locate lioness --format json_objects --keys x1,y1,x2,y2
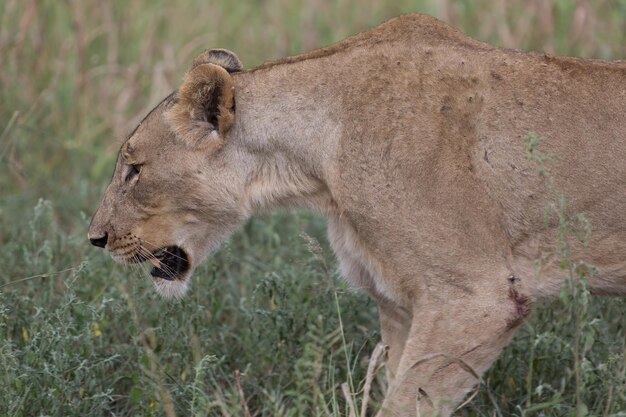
[{"x1": 89, "y1": 13, "x2": 626, "y2": 416}]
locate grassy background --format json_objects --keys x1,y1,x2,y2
[{"x1": 1, "y1": 0, "x2": 625, "y2": 415}]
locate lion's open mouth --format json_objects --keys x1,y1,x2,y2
[{"x1": 148, "y1": 246, "x2": 190, "y2": 281}]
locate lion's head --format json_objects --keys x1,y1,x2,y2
[{"x1": 88, "y1": 49, "x2": 246, "y2": 298}]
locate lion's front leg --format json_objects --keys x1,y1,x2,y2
[
  {"x1": 378, "y1": 299, "x2": 412, "y2": 385},
  {"x1": 377, "y1": 277, "x2": 532, "y2": 417},
  {"x1": 328, "y1": 216, "x2": 412, "y2": 384}
]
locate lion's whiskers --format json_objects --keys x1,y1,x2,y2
[
  {"x1": 126, "y1": 259, "x2": 150, "y2": 284},
  {"x1": 136, "y1": 245, "x2": 179, "y2": 280},
  {"x1": 138, "y1": 238, "x2": 189, "y2": 264}
]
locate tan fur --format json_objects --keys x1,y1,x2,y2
[{"x1": 89, "y1": 14, "x2": 626, "y2": 416}]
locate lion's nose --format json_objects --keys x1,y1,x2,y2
[{"x1": 89, "y1": 232, "x2": 108, "y2": 248}]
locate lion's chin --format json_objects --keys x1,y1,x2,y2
[
  {"x1": 146, "y1": 245, "x2": 194, "y2": 299},
  {"x1": 151, "y1": 272, "x2": 192, "y2": 300}
]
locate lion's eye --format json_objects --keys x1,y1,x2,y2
[{"x1": 125, "y1": 164, "x2": 142, "y2": 182}]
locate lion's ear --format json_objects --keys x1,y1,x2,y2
[
  {"x1": 166, "y1": 63, "x2": 235, "y2": 150},
  {"x1": 191, "y1": 49, "x2": 242, "y2": 73}
]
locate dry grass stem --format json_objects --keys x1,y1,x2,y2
[
  {"x1": 360, "y1": 342, "x2": 387, "y2": 417},
  {"x1": 235, "y1": 370, "x2": 253, "y2": 417},
  {"x1": 341, "y1": 382, "x2": 357, "y2": 417}
]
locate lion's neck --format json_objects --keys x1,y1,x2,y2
[{"x1": 230, "y1": 67, "x2": 341, "y2": 215}]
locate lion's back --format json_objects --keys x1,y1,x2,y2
[{"x1": 250, "y1": 13, "x2": 492, "y2": 73}]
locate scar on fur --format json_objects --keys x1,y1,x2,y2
[{"x1": 417, "y1": 388, "x2": 433, "y2": 406}]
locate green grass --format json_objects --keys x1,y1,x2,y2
[{"x1": 1, "y1": 0, "x2": 625, "y2": 415}]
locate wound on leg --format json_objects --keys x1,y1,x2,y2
[{"x1": 506, "y1": 275, "x2": 532, "y2": 329}]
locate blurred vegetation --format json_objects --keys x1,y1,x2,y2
[{"x1": 0, "y1": 0, "x2": 624, "y2": 415}]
